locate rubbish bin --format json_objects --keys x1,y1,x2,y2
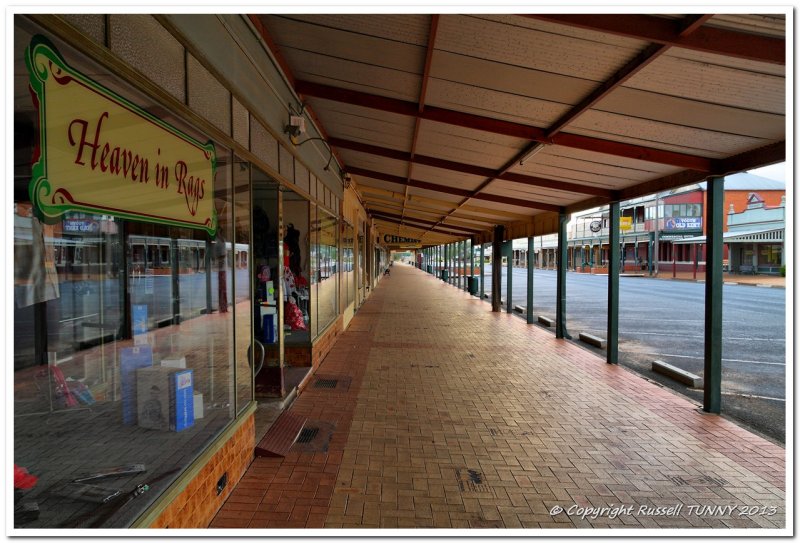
[
  {"x1": 440, "y1": 269, "x2": 449, "y2": 281},
  {"x1": 427, "y1": 265, "x2": 432, "y2": 274},
  {"x1": 467, "y1": 277, "x2": 478, "y2": 296}
]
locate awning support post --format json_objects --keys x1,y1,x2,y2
[{"x1": 704, "y1": 176, "x2": 724, "y2": 414}]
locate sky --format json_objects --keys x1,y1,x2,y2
[{"x1": 748, "y1": 162, "x2": 787, "y2": 182}]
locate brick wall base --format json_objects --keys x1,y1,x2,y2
[{"x1": 147, "y1": 413, "x2": 255, "y2": 528}]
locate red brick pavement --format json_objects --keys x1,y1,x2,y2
[{"x1": 211, "y1": 263, "x2": 786, "y2": 531}]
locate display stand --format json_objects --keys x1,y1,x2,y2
[{"x1": 16, "y1": 352, "x2": 92, "y2": 418}]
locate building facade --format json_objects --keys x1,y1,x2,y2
[{"x1": 13, "y1": 14, "x2": 388, "y2": 528}]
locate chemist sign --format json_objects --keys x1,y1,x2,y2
[
  {"x1": 383, "y1": 234, "x2": 421, "y2": 249},
  {"x1": 26, "y1": 36, "x2": 217, "y2": 235}
]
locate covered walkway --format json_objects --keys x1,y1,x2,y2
[{"x1": 210, "y1": 263, "x2": 784, "y2": 530}]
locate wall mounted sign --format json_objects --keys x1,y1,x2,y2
[
  {"x1": 382, "y1": 234, "x2": 421, "y2": 249},
  {"x1": 620, "y1": 217, "x2": 632, "y2": 231},
  {"x1": 589, "y1": 220, "x2": 602, "y2": 233},
  {"x1": 26, "y1": 35, "x2": 217, "y2": 235},
  {"x1": 665, "y1": 217, "x2": 702, "y2": 230}
]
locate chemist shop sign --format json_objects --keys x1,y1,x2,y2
[
  {"x1": 383, "y1": 234, "x2": 421, "y2": 249},
  {"x1": 26, "y1": 36, "x2": 217, "y2": 235}
]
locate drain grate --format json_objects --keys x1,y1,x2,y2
[
  {"x1": 314, "y1": 378, "x2": 339, "y2": 389},
  {"x1": 670, "y1": 475, "x2": 728, "y2": 487},
  {"x1": 296, "y1": 427, "x2": 319, "y2": 444},
  {"x1": 455, "y1": 468, "x2": 494, "y2": 495}
]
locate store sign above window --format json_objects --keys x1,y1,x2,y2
[
  {"x1": 665, "y1": 217, "x2": 702, "y2": 230},
  {"x1": 383, "y1": 234, "x2": 421, "y2": 248},
  {"x1": 26, "y1": 36, "x2": 217, "y2": 235}
]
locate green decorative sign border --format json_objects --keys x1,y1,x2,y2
[{"x1": 25, "y1": 34, "x2": 218, "y2": 235}]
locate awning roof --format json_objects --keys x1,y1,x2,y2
[
  {"x1": 672, "y1": 226, "x2": 785, "y2": 244},
  {"x1": 250, "y1": 14, "x2": 786, "y2": 246}
]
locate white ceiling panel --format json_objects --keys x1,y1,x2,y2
[
  {"x1": 281, "y1": 14, "x2": 432, "y2": 45},
  {"x1": 263, "y1": 15, "x2": 425, "y2": 74},
  {"x1": 425, "y1": 79, "x2": 570, "y2": 127},
  {"x1": 429, "y1": 50, "x2": 595, "y2": 107},
  {"x1": 484, "y1": 182, "x2": 587, "y2": 206},
  {"x1": 407, "y1": 186, "x2": 466, "y2": 203},
  {"x1": 410, "y1": 164, "x2": 486, "y2": 190},
  {"x1": 415, "y1": 122, "x2": 526, "y2": 169},
  {"x1": 572, "y1": 110, "x2": 772, "y2": 157},
  {"x1": 436, "y1": 15, "x2": 640, "y2": 82},
  {"x1": 624, "y1": 54, "x2": 785, "y2": 114},
  {"x1": 307, "y1": 100, "x2": 415, "y2": 146},
  {"x1": 283, "y1": 48, "x2": 422, "y2": 102}
]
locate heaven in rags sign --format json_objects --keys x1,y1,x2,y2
[{"x1": 26, "y1": 35, "x2": 217, "y2": 235}]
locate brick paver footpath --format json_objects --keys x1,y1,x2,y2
[{"x1": 212, "y1": 263, "x2": 785, "y2": 531}]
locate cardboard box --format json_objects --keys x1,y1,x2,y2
[
  {"x1": 120, "y1": 346, "x2": 153, "y2": 425},
  {"x1": 160, "y1": 356, "x2": 187, "y2": 369},
  {"x1": 136, "y1": 367, "x2": 194, "y2": 431},
  {"x1": 193, "y1": 393, "x2": 204, "y2": 419}
]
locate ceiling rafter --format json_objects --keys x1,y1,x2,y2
[
  {"x1": 401, "y1": 15, "x2": 440, "y2": 223},
  {"x1": 330, "y1": 137, "x2": 612, "y2": 198},
  {"x1": 348, "y1": 166, "x2": 560, "y2": 212},
  {"x1": 296, "y1": 80, "x2": 714, "y2": 172},
  {"x1": 370, "y1": 210, "x2": 482, "y2": 234},
  {"x1": 421, "y1": 13, "x2": 714, "y2": 236},
  {"x1": 373, "y1": 217, "x2": 464, "y2": 238},
  {"x1": 523, "y1": 14, "x2": 785, "y2": 65},
  {"x1": 358, "y1": 185, "x2": 532, "y2": 220},
  {"x1": 369, "y1": 208, "x2": 484, "y2": 233},
  {"x1": 364, "y1": 199, "x2": 499, "y2": 227}
]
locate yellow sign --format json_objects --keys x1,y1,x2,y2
[
  {"x1": 26, "y1": 36, "x2": 217, "y2": 234},
  {"x1": 620, "y1": 217, "x2": 632, "y2": 231}
]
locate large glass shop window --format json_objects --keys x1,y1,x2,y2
[
  {"x1": 342, "y1": 222, "x2": 355, "y2": 308},
  {"x1": 13, "y1": 21, "x2": 250, "y2": 528},
  {"x1": 315, "y1": 209, "x2": 338, "y2": 334}
]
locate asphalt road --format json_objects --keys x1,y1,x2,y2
[{"x1": 469, "y1": 265, "x2": 787, "y2": 442}]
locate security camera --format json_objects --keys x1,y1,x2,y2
[{"x1": 342, "y1": 172, "x2": 352, "y2": 188}]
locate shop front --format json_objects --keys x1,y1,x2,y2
[{"x1": 12, "y1": 14, "x2": 369, "y2": 529}]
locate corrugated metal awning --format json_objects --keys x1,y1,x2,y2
[{"x1": 251, "y1": 13, "x2": 786, "y2": 246}]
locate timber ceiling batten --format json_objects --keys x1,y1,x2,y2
[
  {"x1": 400, "y1": 15, "x2": 439, "y2": 226},
  {"x1": 256, "y1": 14, "x2": 785, "y2": 242}
]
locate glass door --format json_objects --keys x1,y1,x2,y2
[{"x1": 252, "y1": 168, "x2": 284, "y2": 397}]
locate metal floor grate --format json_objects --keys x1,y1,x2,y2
[
  {"x1": 314, "y1": 379, "x2": 338, "y2": 389},
  {"x1": 296, "y1": 427, "x2": 319, "y2": 444}
]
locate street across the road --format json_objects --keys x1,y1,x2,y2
[{"x1": 476, "y1": 266, "x2": 786, "y2": 442}]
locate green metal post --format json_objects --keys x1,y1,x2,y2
[
  {"x1": 607, "y1": 202, "x2": 620, "y2": 364},
  {"x1": 442, "y1": 245, "x2": 450, "y2": 281},
  {"x1": 479, "y1": 243, "x2": 485, "y2": 300},
  {"x1": 491, "y1": 226, "x2": 503, "y2": 312},
  {"x1": 459, "y1": 241, "x2": 464, "y2": 290},
  {"x1": 556, "y1": 210, "x2": 571, "y2": 339},
  {"x1": 704, "y1": 176, "x2": 724, "y2": 414},
  {"x1": 527, "y1": 236, "x2": 534, "y2": 324},
  {"x1": 469, "y1": 238, "x2": 474, "y2": 294},
  {"x1": 506, "y1": 240, "x2": 513, "y2": 313}
]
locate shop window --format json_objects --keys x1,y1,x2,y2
[
  {"x1": 13, "y1": 20, "x2": 243, "y2": 528},
  {"x1": 342, "y1": 223, "x2": 355, "y2": 308},
  {"x1": 315, "y1": 209, "x2": 339, "y2": 334}
]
